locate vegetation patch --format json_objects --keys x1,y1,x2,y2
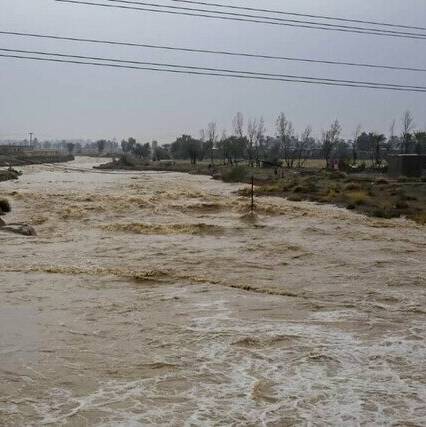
[{"x1": 221, "y1": 166, "x2": 249, "y2": 183}]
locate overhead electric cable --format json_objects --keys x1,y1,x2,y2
[
  {"x1": 2, "y1": 31, "x2": 425, "y2": 73},
  {"x1": 54, "y1": 0, "x2": 426, "y2": 40},
  {"x1": 1, "y1": 48, "x2": 425, "y2": 90},
  {"x1": 167, "y1": 0, "x2": 426, "y2": 32},
  {"x1": 1, "y1": 52, "x2": 425, "y2": 92},
  {"x1": 97, "y1": 0, "x2": 426, "y2": 38}
]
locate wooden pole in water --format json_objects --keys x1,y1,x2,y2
[{"x1": 251, "y1": 176, "x2": 254, "y2": 213}]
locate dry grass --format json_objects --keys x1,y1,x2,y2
[{"x1": 345, "y1": 191, "x2": 369, "y2": 206}]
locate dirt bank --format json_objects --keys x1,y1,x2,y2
[{"x1": 0, "y1": 153, "x2": 74, "y2": 167}]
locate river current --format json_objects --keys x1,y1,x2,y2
[{"x1": 0, "y1": 157, "x2": 425, "y2": 426}]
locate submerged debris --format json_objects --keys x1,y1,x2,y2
[
  {"x1": 0, "y1": 224, "x2": 37, "y2": 236},
  {"x1": 0, "y1": 198, "x2": 36, "y2": 235}
]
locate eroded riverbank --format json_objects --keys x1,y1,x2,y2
[{"x1": 1, "y1": 157, "x2": 425, "y2": 426}]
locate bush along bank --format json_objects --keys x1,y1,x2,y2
[{"x1": 0, "y1": 168, "x2": 22, "y2": 182}]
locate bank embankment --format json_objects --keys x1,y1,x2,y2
[{"x1": 0, "y1": 153, "x2": 74, "y2": 167}]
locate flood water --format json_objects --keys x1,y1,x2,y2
[{"x1": 0, "y1": 157, "x2": 425, "y2": 426}]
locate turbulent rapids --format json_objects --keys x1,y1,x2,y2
[{"x1": 0, "y1": 157, "x2": 425, "y2": 426}]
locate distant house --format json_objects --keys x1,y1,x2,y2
[{"x1": 387, "y1": 154, "x2": 426, "y2": 178}]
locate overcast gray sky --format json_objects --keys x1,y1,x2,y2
[{"x1": 0, "y1": 0, "x2": 425, "y2": 142}]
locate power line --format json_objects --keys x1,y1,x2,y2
[
  {"x1": 167, "y1": 0, "x2": 426, "y2": 32},
  {"x1": 55, "y1": 0, "x2": 426, "y2": 40},
  {"x1": 1, "y1": 47, "x2": 425, "y2": 90},
  {"x1": 98, "y1": 0, "x2": 426, "y2": 38},
  {"x1": 2, "y1": 30, "x2": 425, "y2": 73},
  {"x1": 1, "y1": 51, "x2": 425, "y2": 92}
]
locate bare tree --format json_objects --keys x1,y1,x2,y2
[
  {"x1": 276, "y1": 113, "x2": 295, "y2": 168},
  {"x1": 66, "y1": 142, "x2": 75, "y2": 155},
  {"x1": 352, "y1": 124, "x2": 362, "y2": 165},
  {"x1": 321, "y1": 120, "x2": 342, "y2": 168},
  {"x1": 255, "y1": 117, "x2": 266, "y2": 166},
  {"x1": 295, "y1": 126, "x2": 313, "y2": 168},
  {"x1": 206, "y1": 121, "x2": 217, "y2": 165},
  {"x1": 96, "y1": 139, "x2": 106, "y2": 155},
  {"x1": 232, "y1": 112, "x2": 244, "y2": 139},
  {"x1": 247, "y1": 118, "x2": 258, "y2": 167},
  {"x1": 401, "y1": 110, "x2": 415, "y2": 154}
]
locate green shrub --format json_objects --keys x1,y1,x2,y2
[
  {"x1": 372, "y1": 208, "x2": 398, "y2": 219},
  {"x1": 346, "y1": 191, "x2": 368, "y2": 205},
  {"x1": 344, "y1": 183, "x2": 362, "y2": 191},
  {"x1": 395, "y1": 200, "x2": 409, "y2": 209},
  {"x1": 293, "y1": 185, "x2": 305, "y2": 193},
  {"x1": 221, "y1": 166, "x2": 248, "y2": 183}
]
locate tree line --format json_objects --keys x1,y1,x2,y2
[{"x1": 163, "y1": 110, "x2": 426, "y2": 168}]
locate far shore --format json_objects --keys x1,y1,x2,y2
[{"x1": 96, "y1": 157, "x2": 426, "y2": 225}]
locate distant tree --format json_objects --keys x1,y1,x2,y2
[
  {"x1": 414, "y1": 132, "x2": 426, "y2": 154},
  {"x1": 219, "y1": 136, "x2": 246, "y2": 165},
  {"x1": 121, "y1": 138, "x2": 136, "y2": 154},
  {"x1": 321, "y1": 120, "x2": 342, "y2": 168},
  {"x1": 121, "y1": 139, "x2": 129, "y2": 153},
  {"x1": 171, "y1": 135, "x2": 202, "y2": 164},
  {"x1": 233, "y1": 112, "x2": 248, "y2": 163},
  {"x1": 217, "y1": 131, "x2": 230, "y2": 165},
  {"x1": 133, "y1": 142, "x2": 151, "y2": 159},
  {"x1": 254, "y1": 117, "x2": 266, "y2": 166},
  {"x1": 276, "y1": 113, "x2": 295, "y2": 168},
  {"x1": 335, "y1": 140, "x2": 351, "y2": 163},
  {"x1": 295, "y1": 126, "x2": 314, "y2": 168},
  {"x1": 96, "y1": 139, "x2": 106, "y2": 154},
  {"x1": 371, "y1": 133, "x2": 386, "y2": 166},
  {"x1": 356, "y1": 132, "x2": 385, "y2": 165},
  {"x1": 247, "y1": 118, "x2": 258, "y2": 167},
  {"x1": 66, "y1": 142, "x2": 75, "y2": 155},
  {"x1": 264, "y1": 137, "x2": 281, "y2": 164},
  {"x1": 233, "y1": 112, "x2": 244, "y2": 139},
  {"x1": 401, "y1": 111, "x2": 415, "y2": 154},
  {"x1": 205, "y1": 122, "x2": 218, "y2": 165},
  {"x1": 352, "y1": 125, "x2": 362, "y2": 164},
  {"x1": 154, "y1": 145, "x2": 171, "y2": 160}
]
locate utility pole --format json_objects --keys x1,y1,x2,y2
[{"x1": 251, "y1": 175, "x2": 255, "y2": 213}]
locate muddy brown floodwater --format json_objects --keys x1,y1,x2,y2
[{"x1": 0, "y1": 157, "x2": 425, "y2": 426}]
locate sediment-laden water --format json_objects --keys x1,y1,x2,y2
[{"x1": 0, "y1": 157, "x2": 425, "y2": 426}]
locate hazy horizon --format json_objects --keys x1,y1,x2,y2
[{"x1": 1, "y1": 0, "x2": 425, "y2": 142}]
